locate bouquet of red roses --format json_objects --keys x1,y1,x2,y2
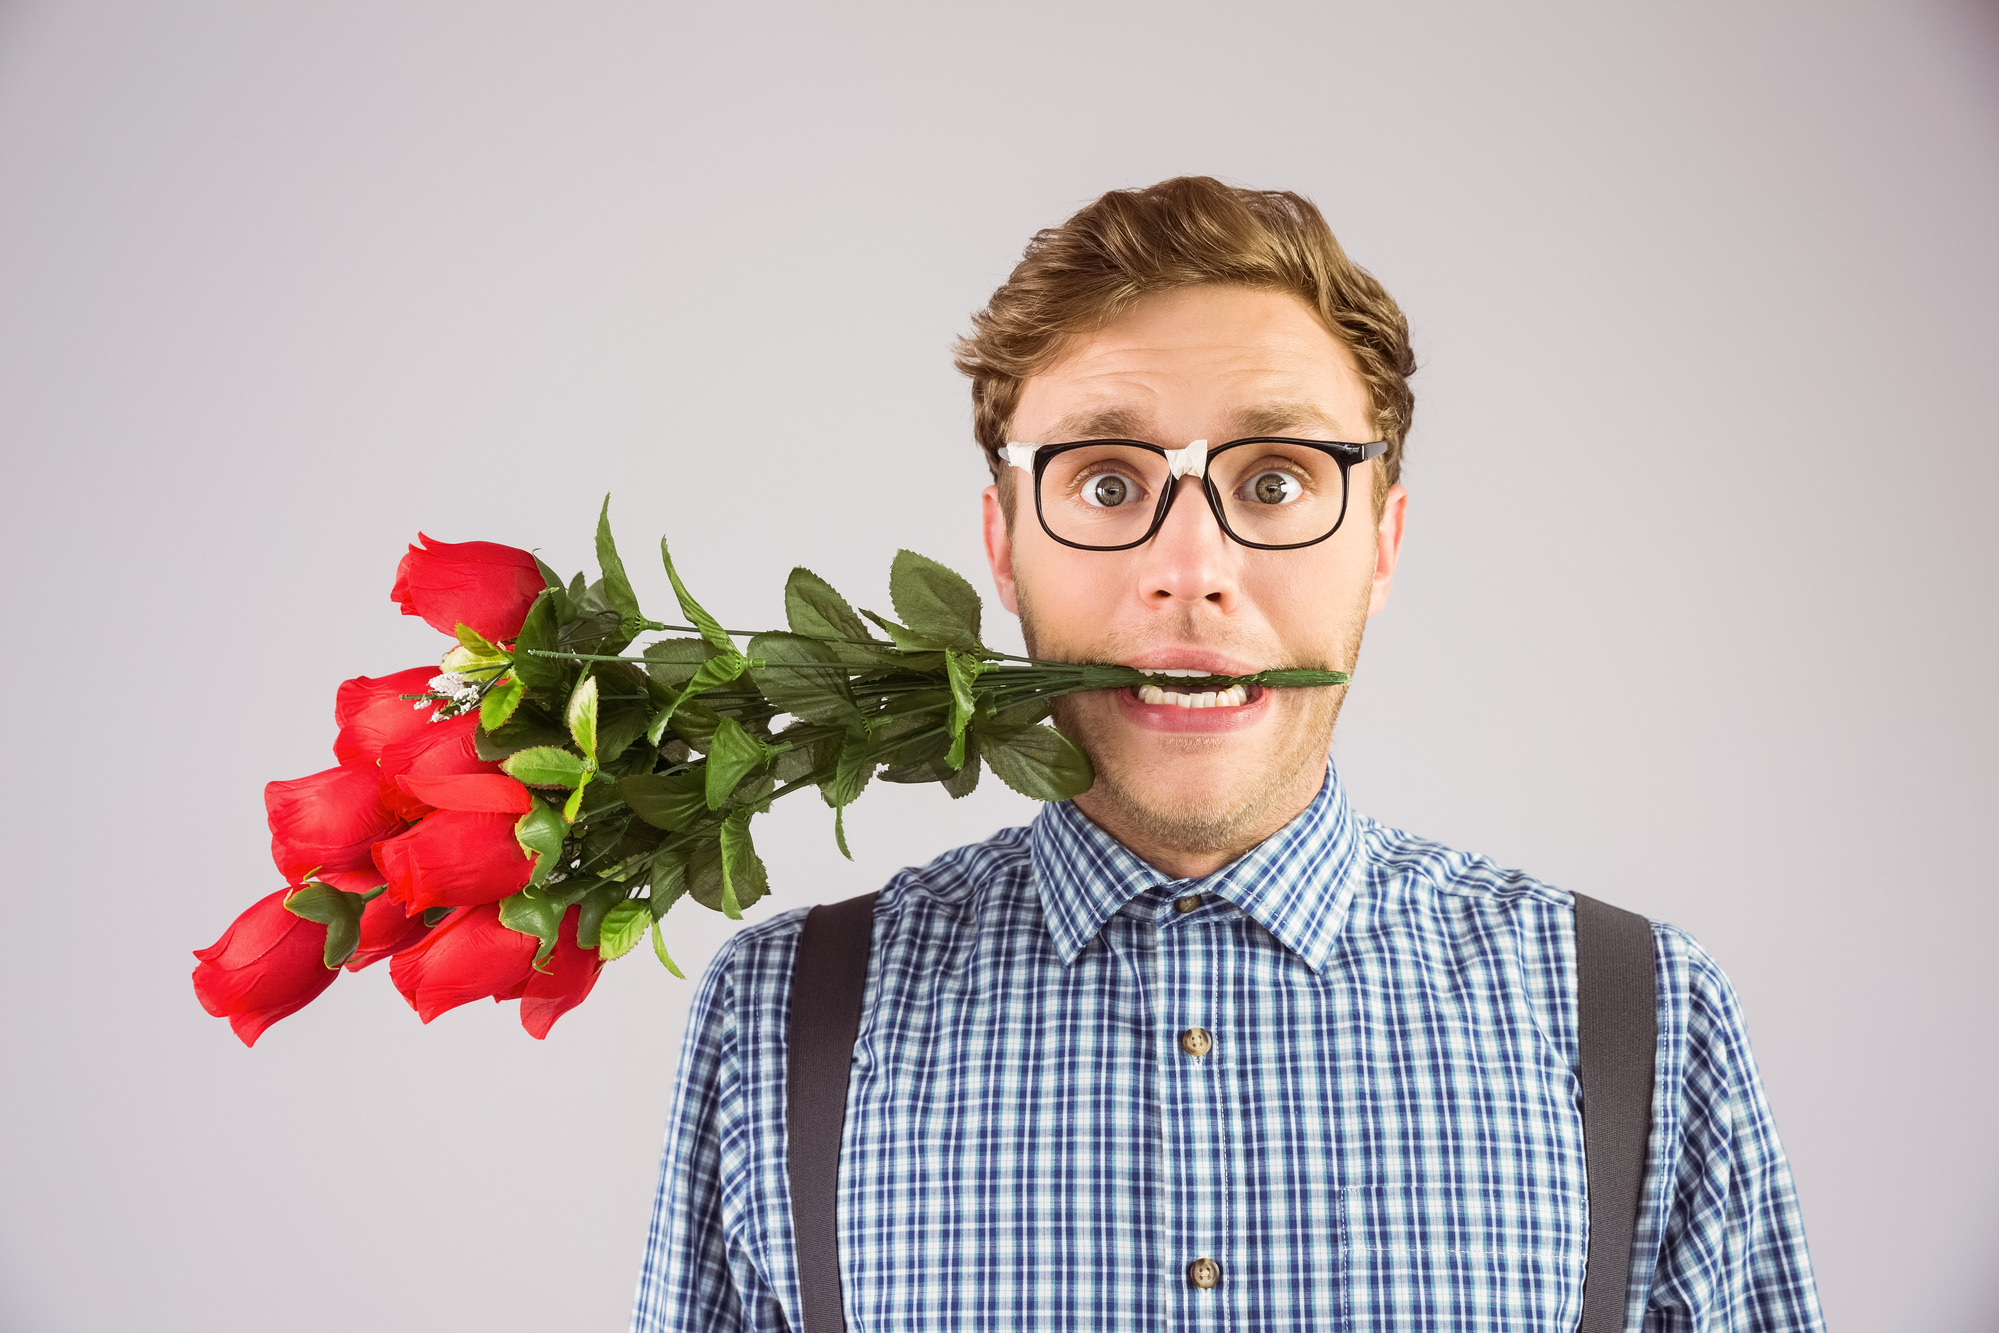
[{"x1": 192, "y1": 501, "x2": 1347, "y2": 1045}]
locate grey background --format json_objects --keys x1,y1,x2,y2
[{"x1": 2, "y1": 1, "x2": 1993, "y2": 1328}]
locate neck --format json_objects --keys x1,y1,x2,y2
[{"x1": 1070, "y1": 757, "x2": 1329, "y2": 881}]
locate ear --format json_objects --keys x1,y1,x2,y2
[
  {"x1": 982, "y1": 484, "x2": 1020, "y2": 615},
  {"x1": 1367, "y1": 483, "x2": 1408, "y2": 618}
]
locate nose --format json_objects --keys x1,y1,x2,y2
[{"x1": 1137, "y1": 475, "x2": 1238, "y2": 609}]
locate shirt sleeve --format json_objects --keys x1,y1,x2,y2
[
  {"x1": 630, "y1": 933, "x2": 781, "y2": 1333},
  {"x1": 1640, "y1": 928, "x2": 1825, "y2": 1332}
]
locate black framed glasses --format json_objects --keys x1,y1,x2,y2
[{"x1": 1014, "y1": 436, "x2": 1388, "y2": 552}]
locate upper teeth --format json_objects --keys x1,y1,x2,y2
[
  {"x1": 1147, "y1": 668, "x2": 1212, "y2": 678},
  {"x1": 1137, "y1": 684, "x2": 1250, "y2": 709}
]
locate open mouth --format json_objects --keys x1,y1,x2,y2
[{"x1": 1129, "y1": 668, "x2": 1263, "y2": 710}]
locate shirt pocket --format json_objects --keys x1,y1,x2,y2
[{"x1": 1341, "y1": 1184, "x2": 1582, "y2": 1332}]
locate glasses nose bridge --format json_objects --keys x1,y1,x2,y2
[{"x1": 1147, "y1": 467, "x2": 1230, "y2": 550}]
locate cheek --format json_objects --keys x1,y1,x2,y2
[
  {"x1": 1244, "y1": 547, "x2": 1369, "y2": 643},
  {"x1": 1014, "y1": 542, "x2": 1131, "y2": 651}
]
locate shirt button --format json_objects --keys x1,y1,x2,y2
[
  {"x1": 1187, "y1": 1257, "x2": 1221, "y2": 1289},
  {"x1": 1173, "y1": 894, "x2": 1202, "y2": 914},
  {"x1": 1179, "y1": 1027, "x2": 1213, "y2": 1058}
]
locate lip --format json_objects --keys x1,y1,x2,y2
[
  {"x1": 1111, "y1": 647, "x2": 1272, "y2": 734},
  {"x1": 1119, "y1": 649, "x2": 1263, "y2": 678}
]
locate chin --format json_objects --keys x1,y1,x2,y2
[{"x1": 1055, "y1": 687, "x2": 1337, "y2": 850}]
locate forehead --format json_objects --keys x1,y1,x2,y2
[{"x1": 1013, "y1": 285, "x2": 1373, "y2": 442}]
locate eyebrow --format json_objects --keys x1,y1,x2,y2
[
  {"x1": 1225, "y1": 401, "x2": 1357, "y2": 440},
  {"x1": 1044, "y1": 405, "x2": 1151, "y2": 443},
  {"x1": 1039, "y1": 400, "x2": 1360, "y2": 445}
]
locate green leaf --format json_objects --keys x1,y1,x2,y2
[
  {"x1": 532, "y1": 554, "x2": 564, "y2": 594},
  {"x1": 422, "y1": 905, "x2": 456, "y2": 928},
  {"x1": 513, "y1": 800, "x2": 567, "y2": 883},
  {"x1": 704, "y1": 717, "x2": 771, "y2": 809},
  {"x1": 566, "y1": 673, "x2": 600, "y2": 761},
  {"x1": 833, "y1": 805, "x2": 852, "y2": 860},
  {"x1": 944, "y1": 650, "x2": 984, "y2": 762},
  {"x1": 649, "y1": 847, "x2": 689, "y2": 917},
  {"x1": 597, "y1": 900, "x2": 651, "y2": 961},
  {"x1": 475, "y1": 706, "x2": 570, "y2": 760},
  {"x1": 596, "y1": 700, "x2": 652, "y2": 764},
  {"x1": 660, "y1": 538, "x2": 735, "y2": 653},
  {"x1": 620, "y1": 770, "x2": 711, "y2": 832},
  {"x1": 819, "y1": 728, "x2": 873, "y2": 809},
  {"x1": 641, "y1": 637, "x2": 722, "y2": 688},
  {"x1": 684, "y1": 834, "x2": 728, "y2": 913},
  {"x1": 981, "y1": 722, "x2": 1095, "y2": 801},
  {"x1": 502, "y1": 746, "x2": 589, "y2": 789},
  {"x1": 647, "y1": 651, "x2": 753, "y2": 745},
  {"x1": 665, "y1": 698, "x2": 724, "y2": 751},
  {"x1": 454, "y1": 622, "x2": 506, "y2": 657},
  {"x1": 595, "y1": 495, "x2": 644, "y2": 625},
  {"x1": 512, "y1": 590, "x2": 567, "y2": 688},
  {"x1": 650, "y1": 918, "x2": 685, "y2": 978},
  {"x1": 784, "y1": 566, "x2": 874, "y2": 644},
  {"x1": 561, "y1": 779, "x2": 589, "y2": 823},
  {"x1": 942, "y1": 743, "x2": 982, "y2": 798},
  {"x1": 498, "y1": 886, "x2": 587, "y2": 968},
  {"x1": 283, "y1": 882, "x2": 375, "y2": 969},
  {"x1": 717, "y1": 810, "x2": 768, "y2": 918},
  {"x1": 889, "y1": 548, "x2": 984, "y2": 651},
  {"x1": 859, "y1": 608, "x2": 945, "y2": 653},
  {"x1": 747, "y1": 633, "x2": 860, "y2": 726},
  {"x1": 514, "y1": 800, "x2": 568, "y2": 857},
  {"x1": 480, "y1": 671, "x2": 526, "y2": 730},
  {"x1": 574, "y1": 880, "x2": 627, "y2": 950}
]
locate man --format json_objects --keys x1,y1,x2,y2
[{"x1": 631, "y1": 177, "x2": 1822, "y2": 1331}]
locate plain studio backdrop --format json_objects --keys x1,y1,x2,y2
[{"x1": 2, "y1": 2, "x2": 1995, "y2": 1329}]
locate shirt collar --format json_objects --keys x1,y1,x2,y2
[{"x1": 1028, "y1": 761, "x2": 1364, "y2": 974}]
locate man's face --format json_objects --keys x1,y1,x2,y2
[{"x1": 982, "y1": 284, "x2": 1407, "y2": 862}]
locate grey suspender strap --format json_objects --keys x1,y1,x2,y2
[
  {"x1": 1572, "y1": 890, "x2": 1659, "y2": 1333},
  {"x1": 786, "y1": 891, "x2": 878, "y2": 1333},
  {"x1": 785, "y1": 887, "x2": 1656, "y2": 1333}
]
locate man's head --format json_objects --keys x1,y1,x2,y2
[{"x1": 959, "y1": 178, "x2": 1415, "y2": 874}]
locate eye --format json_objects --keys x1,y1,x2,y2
[
  {"x1": 1245, "y1": 470, "x2": 1302, "y2": 505},
  {"x1": 1082, "y1": 473, "x2": 1135, "y2": 508}
]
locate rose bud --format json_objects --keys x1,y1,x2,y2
[
  {"x1": 267, "y1": 763, "x2": 405, "y2": 892},
  {"x1": 519, "y1": 906, "x2": 604, "y2": 1039},
  {"x1": 390, "y1": 533, "x2": 547, "y2": 644},
  {"x1": 376, "y1": 714, "x2": 493, "y2": 821},
  {"x1": 371, "y1": 809, "x2": 535, "y2": 914},
  {"x1": 191, "y1": 888, "x2": 340, "y2": 1046},
  {"x1": 333, "y1": 667, "x2": 440, "y2": 766},
  {"x1": 390, "y1": 902, "x2": 537, "y2": 1023},
  {"x1": 343, "y1": 894, "x2": 432, "y2": 972}
]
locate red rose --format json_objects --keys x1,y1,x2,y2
[
  {"x1": 390, "y1": 902, "x2": 537, "y2": 1023},
  {"x1": 371, "y1": 809, "x2": 534, "y2": 914},
  {"x1": 376, "y1": 714, "x2": 492, "y2": 821},
  {"x1": 192, "y1": 889, "x2": 340, "y2": 1046},
  {"x1": 267, "y1": 763, "x2": 406, "y2": 892},
  {"x1": 519, "y1": 906, "x2": 604, "y2": 1039},
  {"x1": 333, "y1": 667, "x2": 438, "y2": 766},
  {"x1": 390, "y1": 533, "x2": 546, "y2": 644},
  {"x1": 343, "y1": 894, "x2": 432, "y2": 972}
]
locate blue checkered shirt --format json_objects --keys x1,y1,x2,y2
[{"x1": 631, "y1": 765, "x2": 1822, "y2": 1331}]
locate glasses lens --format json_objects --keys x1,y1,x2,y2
[
  {"x1": 1209, "y1": 441, "x2": 1350, "y2": 546},
  {"x1": 1036, "y1": 444, "x2": 1171, "y2": 548}
]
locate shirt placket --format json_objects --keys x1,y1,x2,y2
[{"x1": 1155, "y1": 895, "x2": 1234, "y2": 1332}]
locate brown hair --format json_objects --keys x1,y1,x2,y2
[{"x1": 954, "y1": 176, "x2": 1416, "y2": 510}]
